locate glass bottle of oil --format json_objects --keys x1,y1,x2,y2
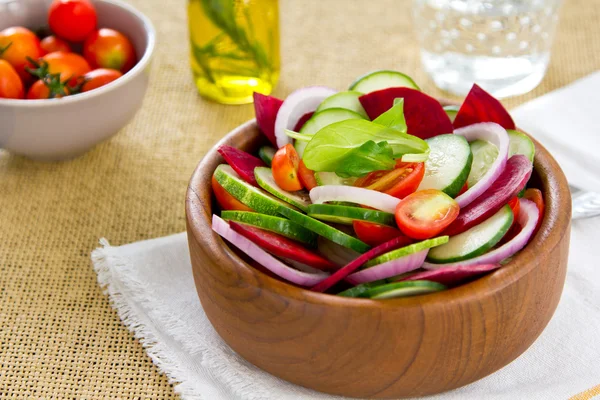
[{"x1": 188, "y1": 0, "x2": 280, "y2": 104}]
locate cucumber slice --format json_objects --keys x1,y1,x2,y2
[
  {"x1": 338, "y1": 280, "x2": 385, "y2": 298},
  {"x1": 214, "y1": 165, "x2": 294, "y2": 216},
  {"x1": 220, "y1": 211, "x2": 317, "y2": 246},
  {"x1": 364, "y1": 236, "x2": 449, "y2": 268},
  {"x1": 314, "y1": 171, "x2": 357, "y2": 186},
  {"x1": 307, "y1": 204, "x2": 396, "y2": 226},
  {"x1": 258, "y1": 146, "x2": 276, "y2": 167},
  {"x1": 254, "y1": 167, "x2": 311, "y2": 212},
  {"x1": 467, "y1": 139, "x2": 499, "y2": 188},
  {"x1": 316, "y1": 91, "x2": 369, "y2": 119},
  {"x1": 295, "y1": 108, "x2": 365, "y2": 157},
  {"x1": 349, "y1": 70, "x2": 420, "y2": 93},
  {"x1": 427, "y1": 205, "x2": 513, "y2": 263},
  {"x1": 417, "y1": 134, "x2": 472, "y2": 198},
  {"x1": 508, "y1": 130, "x2": 535, "y2": 162},
  {"x1": 443, "y1": 105, "x2": 460, "y2": 123},
  {"x1": 368, "y1": 280, "x2": 446, "y2": 299},
  {"x1": 278, "y1": 207, "x2": 370, "y2": 253}
]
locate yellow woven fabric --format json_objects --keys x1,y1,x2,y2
[{"x1": 1, "y1": 0, "x2": 599, "y2": 397}]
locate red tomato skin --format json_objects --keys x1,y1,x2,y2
[
  {"x1": 523, "y1": 188, "x2": 544, "y2": 233},
  {"x1": 40, "y1": 35, "x2": 72, "y2": 54},
  {"x1": 395, "y1": 189, "x2": 460, "y2": 240},
  {"x1": 457, "y1": 181, "x2": 468, "y2": 196},
  {"x1": 508, "y1": 197, "x2": 520, "y2": 219},
  {"x1": 27, "y1": 80, "x2": 51, "y2": 99},
  {"x1": 0, "y1": 27, "x2": 43, "y2": 83},
  {"x1": 297, "y1": 160, "x2": 317, "y2": 191},
  {"x1": 355, "y1": 162, "x2": 425, "y2": 199},
  {"x1": 0, "y1": 60, "x2": 24, "y2": 99},
  {"x1": 211, "y1": 175, "x2": 253, "y2": 212},
  {"x1": 271, "y1": 144, "x2": 303, "y2": 192},
  {"x1": 83, "y1": 29, "x2": 136, "y2": 73},
  {"x1": 353, "y1": 220, "x2": 411, "y2": 247},
  {"x1": 81, "y1": 68, "x2": 122, "y2": 92},
  {"x1": 49, "y1": 0, "x2": 97, "y2": 42},
  {"x1": 43, "y1": 51, "x2": 91, "y2": 81}
]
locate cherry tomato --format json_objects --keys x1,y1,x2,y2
[
  {"x1": 81, "y1": 68, "x2": 122, "y2": 92},
  {"x1": 457, "y1": 181, "x2": 468, "y2": 196},
  {"x1": 0, "y1": 60, "x2": 24, "y2": 99},
  {"x1": 395, "y1": 189, "x2": 460, "y2": 240},
  {"x1": 507, "y1": 197, "x2": 520, "y2": 219},
  {"x1": 272, "y1": 144, "x2": 302, "y2": 191},
  {"x1": 43, "y1": 51, "x2": 91, "y2": 81},
  {"x1": 83, "y1": 28, "x2": 136, "y2": 73},
  {"x1": 0, "y1": 27, "x2": 43, "y2": 82},
  {"x1": 26, "y1": 79, "x2": 72, "y2": 100},
  {"x1": 355, "y1": 162, "x2": 425, "y2": 199},
  {"x1": 40, "y1": 35, "x2": 71, "y2": 54},
  {"x1": 211, "y1": 175, "x2": 253, "y2": 212},
  {"x1": 298, "y1": 160, "x2": 317, "y2": 191},
  {"x1": 353, "y1": 220, "x2": 412, "y2": 247},
  {"x1": 523, "y1": 188, "x2": 544, "y2": 233},
  {"x1": 48, "y1": 0, "x2": 97, "y2": 42}
]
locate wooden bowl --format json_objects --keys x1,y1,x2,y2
[{"x1": 186, "y1": 120, "x2": 571, "y2": 398}]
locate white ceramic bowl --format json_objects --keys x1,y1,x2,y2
[{"x1": 0, "y1": 0, "x2": 155, "y2": 161}]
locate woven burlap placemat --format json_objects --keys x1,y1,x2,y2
[{"x1": 1, "y1": 0, "x2": 598, "y2": 398}]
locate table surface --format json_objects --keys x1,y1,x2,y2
[{"x1": 1, "y1": 0, "x2": 599, "y2": 397}]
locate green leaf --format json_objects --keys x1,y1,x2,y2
[
  {"x1": 335, "y1": 141, "x2": 395, "y2": 178},
  {"x1": 302, "y1": 119, "x2": 429, "y2": 172},
  {"x1": 284, "y1": 129, "x2": 312, "y2": 142},
  {"x1": 373, "y1": 99, "x2": 406, "y2": 132}
]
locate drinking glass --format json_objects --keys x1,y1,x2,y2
[
  {"x1": 413, "y1": 0, "x2": 562, "y2": 98},
  {"x1": 188, "y1": 0, "x2": 280, "y2": 104}
]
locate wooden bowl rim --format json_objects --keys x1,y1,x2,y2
[{"x1": 186, "y1": 117, "x2": 571, "y2": 310}]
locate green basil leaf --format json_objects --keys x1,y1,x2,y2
[
  {"x1": 302, "y1": 119, "x2": 428, "y2": 172},
  {"x1": 373, "y1": 98, "x2": 406, "y2": 132},
  {"x1": 285, "y1": 129, "x2": 312, "y2": 142},
  {"x1": 334, "y1": 140, "x2": 395, "y2": 178}
]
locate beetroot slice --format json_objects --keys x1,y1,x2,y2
[
  {"x1": 444, "y1": 155, "x2": 532, "y2": 236},
  {"x1": 396, "y1": 264, "x2": 500, "y2": 287},
  {"x1": 453, "y1": 84, "x2": 515, "y2": 130},
  {"x1": 359, "y1": 87, "x2": 453, "y2": 139},
  {"x1": 229, "y1": 221, "x2": 337, "y2": 271},
  {"x1": 293, "y1": 112, "x2": 314, "y2": 132},
  {"x1": 310, "y1": 236, "x2": 412, "y2": 293},
  {"x1": 253, "y1": 92, "x2": 284, "y2": 147},
  {"x1": 217, "y1": 145, "x2": 266, "y2": 186}
]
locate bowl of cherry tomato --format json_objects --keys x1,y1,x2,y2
[{"x1": 0, "y1": 0, "x2": 155, "y2": 160}]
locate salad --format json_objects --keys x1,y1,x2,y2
[{"x1": 209, "y1": 70, "x2": 545, "y2": 300}]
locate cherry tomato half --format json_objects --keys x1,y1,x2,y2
[
  {"x1": 298, "y1": 160, "x2": 317, "y2": 191},
  {"x1": 508, "y1": 197, "x2": 520, "y2": 219},
  {"x1": 523, "y1": 188, "x2": 544, "y2": 233},
  {"x1": 457, "y1": 181, "x2": 469, "y2": 196},
  {"x1": 0, "y1": 27, "x2": 42, "y2": 82},
  {"x1": 355, "y1": 161, "x2": 425, "y2": 199},
  {"x1": 272, "y1": 144, "x2": 302, "y2": 191},
  {"x1": 43, "y1": 51, "x2": 91, "y2": 81},
  {"x1": 395, "y1": 189, "x2": 460, "y2": 240},
  {"x1": 353, "y1": 220, "x2": 412, "y2": 247},
  {"x1": 0, "y1": 60, "x2": 24, "y2": 99},
  {"x1": 40, "y1": 35, "x2": 72, "y2": 54},
  {"x1": 83, "y1": 28, "x2": 136, "y2": 73},
  {"x1": 81, "y1": 68, "x2": 122, "y2": 92},
  {"x1": 211, "y1": 175, "x2": 253, "y2": 212},
  {"x1": 49, "y1": 0, "x2": 97, "y2": 42}
]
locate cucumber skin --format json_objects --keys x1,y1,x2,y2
[
  {"x1": 349, "y1": 70, "x2": 421, "y2": 93},
  {"x1": 278, "y1": 207, "x2": 370, "y2": 253},
  {"x1": 307, "y1": 204, "x2": 396, "y2": 226},
  {"x1": 368, "y1": 281, "x2": 446, "y2": 299},
  {"x1": 365, "y1": 236, "x2": 449, "y2": 267},
  {"x1": 220, "y1": 211, "x2": 317, "y2": 246},
  {"x1": 254, "y1": 167, "x2": 311, "y2": 212},
  {"x1": 258, "y1": 146, "x2": 276, "y2": 167},
  {"x1": 427, "y1": 205, "x2": 514, "y2": 264},
  {"x1": 214, "y1": 165, "x2": 291, "y2": 216}
]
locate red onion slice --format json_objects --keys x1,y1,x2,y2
[
  {"x1": 454, "y1": 123, "x2": 509, "y2": 208},
  {"x1": 345, "y1": 249, "x2": 428, "y2": 285},
  {"x1": 274, "y1": 86, "x2": 337, "y2": 148},
  {"x1": 310, "y1": 185, "x2": 400, "y2": 214},
  {"x1": 212, "y1": 215, "x2": 328, "y2": 286},
  {"x1": 423, "y1": 199, "x2": 539, "y2": 270}
]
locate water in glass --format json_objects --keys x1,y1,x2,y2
[{"x1": 413, "y1": 0, "x2": 562, "y2": 98}]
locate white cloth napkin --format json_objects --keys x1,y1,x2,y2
[
  {"x1": 92, "y1": 223, "x2": 600, "y2": 400},
  {"x1": 92, "y1": 74, "x2": 600, "y2": 399},
  {"x1": 511, "y1": 71, "x2": 600, "y2": 192}
]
